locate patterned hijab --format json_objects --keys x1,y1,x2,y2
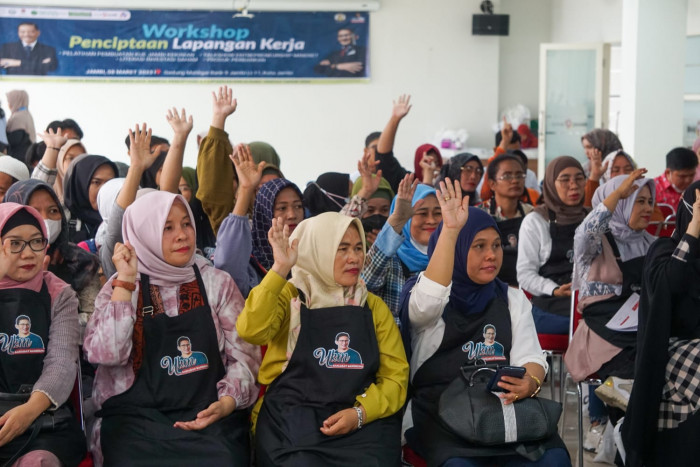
[{"x1": 251, "y1": 178, "x2": 303, "y2": 271}]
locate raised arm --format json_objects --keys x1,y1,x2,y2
[
  {"x1": 377, "y1": 94, "x2": 411, "y2": 154},
  {"x1": 159, "y1": 108, "x2": 194, "y2": 194},
  {"x1": 32, "y1": 128, "x2": 67, "y2": 183},
  {"x1": 340, "y1": 150, "x2": 382, "y2": 219}
]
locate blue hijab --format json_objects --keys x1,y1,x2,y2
[
  {"x1": 393, "y1": 184, "x2": 436, "y2": 273},
  {"x1": 399, "y1": 207, "x2": 508, "y2": 358}
]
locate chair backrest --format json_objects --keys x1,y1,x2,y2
[
  {"x1": 657, "y1": 214, "x2": 676, "y2": 238},
  {"x1": 656, "y1": 203, "x2": 676, "y2": 219}
]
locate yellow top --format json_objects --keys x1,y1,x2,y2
[{"x1": 237, "y1": 270, "x2": 409, "y2": 425}]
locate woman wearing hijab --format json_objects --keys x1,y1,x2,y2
[
  {"x1": 344, "y1": 174, "x2": 395, "y2": 244},
  {"x1": 622, "y1": 181, "x2": 700, "y2": 466},
  {"x1": 413, "y1": 143, "x2": 443, "y2": 186},
  {"x1": 302, "y1": 172, "x2": 351, "y2": 217},
  {"x1": 436, "y1": 153, "x2": 483, "y2": 205},
  {"x1": 565, "y1": 170, "x2": 655, "y2": 398},
  {"x1": 517, "y1": 156, "x2": 588, "y2": 334},
  {"x1": 403, "y1": 179, "x2": 567, "y2": 466},
  {"x1": 598, "y1": 150, "x2": 636, "y2": 185},
  {"x1": 62, "y1": 154, "x2": 118, "y2": 244},
  {"x1": 4, "y1": 179, "x2": 101, "y2": 328},
  {"x1": 580, "y1": 129, "x2": 623, "y2": 175},
  {"x1": 478, "y1": 154, "x2": 534, "y2": 287},
  {"x1": 216, "y1": 144, "x2": 304, "y2": 299},
  {"x1": 362, "y1": 174, "x2": 440, "y2": 320},
  {"x1": 5, "y1": 90, "x2": 35, "y2": 160},
  {"x1": 0, "y1": 203, "x2": 86, "y2": 467},
  {"x1": 238, "y1": 211, "x2": 408, "y2": 466},
  {"x1": 83, "y1": 191, "x2": 260, "y2": 466},
  {"x1": 29, "y1": 129, "x2": 87, "y2": 204}
]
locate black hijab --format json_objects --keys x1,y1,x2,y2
[
  {"x1": 140, "y1": 150, "x2": 167, "y2": 189},
  {"x1": 63, "y1": 154, "x2": 118, "y2": 237},
  {"x1": 437, "y1": 153, "x2": 482, "y2": 206},
  {"x1": 622, "y1": 181, "x2": 700, "y2": 465},
  {"x1": 3, "y1": 179, "x2": 100, "y2": 293},
  {"x1": 302, "y1": 172, "x2": 350, "y2": 217}
]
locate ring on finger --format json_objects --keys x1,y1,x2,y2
[
  {"x1": 514, "y1": 394, "x2": 519, "y2": 401},
  {"x1": 443, "y1": 196, "x2": 451, "y2": 201}
]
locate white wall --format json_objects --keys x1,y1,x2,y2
[{"x1": 1, "y1": 0, "x2": 501, "y2": 188}]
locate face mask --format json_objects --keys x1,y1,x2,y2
[
  {"x1": 44, "y1": 219, "x2": 62, "y2": 245},
  {"x1": 361, "y1": 214, "x2": 388, "y2": 234}
]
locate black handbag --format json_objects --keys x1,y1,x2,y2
[
  {"x1": 0, "y1": 392, "x2": 74, "y2": 467},
  {"x1": 438, "y1": 363, "x2": 562, "y2": 447}
]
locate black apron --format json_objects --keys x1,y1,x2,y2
[
  {"x1": 256, "y1": 301, "x2": 402, "y2": 467},
  {"x1": 0, "y1": 282, "x2": 86, "y2": 467},
  {"x1": 582, "y1": 232, "x2": 643, "y2": 349},
  {"x1": 531, "y1": 210, "x2": 579, "y2": 317},
  {"x1": 97, "y1": 266, "x2": 249, "y2": 467},
  {"x1": 408, "y1": 297, "x2": 564, "y2": 467},
  {"x1": 491, "y1": 201, "x2": 526, "y2": 287}
]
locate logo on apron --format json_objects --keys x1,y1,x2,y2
[
  {"x1": 313, "y1": 332, "x2": 364, "y2": 369},
  {"x1": 0, "y1": 315, "x2": 45, "y2": 355},
  {"x1": 461, "y1": 324, "x2": 506, "y2": 362},
  {"x1": 160, "y1": 336, "x2": 209, "y2": 376}
]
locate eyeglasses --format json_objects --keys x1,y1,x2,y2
[
  {"x1": 555, "y1": 175, "x2": 586, "y2": 185},
  {"x1": 495, "y1": 173, "x2": 526, "y2": 182},
  {"x1": 461, "y1": 165, "x2": 484, "y2": 176},
  {"x1": 6, "y1": 238, "x2": 48, "y2": 254}
]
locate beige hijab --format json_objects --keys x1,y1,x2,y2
[
  {"x1": 284, "y1": 212, "x2": 369, "y2": 367},
  {"x1": 5, "y1": 90, "x2": 36, "y2": 143},
  {"x1": 54, "y1": 139, "x2": 87, "y2": 202}
]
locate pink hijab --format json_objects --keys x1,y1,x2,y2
[
  {"x1": 0, "y1": 203, "x2": 68, "y2": 299},
  {"x1": 121, "y1": 191, "x2": 207, "y2": 287}
]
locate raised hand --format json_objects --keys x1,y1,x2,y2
[
  {"x1": 212, "y1": 86, "x2": 238, "y2": 119},
  {"x1": 499, "y1": 116, "x2": 513, "y2": 149},
  {"x1": 589, "y1": 148, "x2": 608, "y2": 182},
  {"x1": 40, "y1": 127, "x2": 68, "y2": 149},
  {"x1": 356, "y1": 151, "x2": 382, "y2": 200},
  {"x1": 392, "y1": 94, "x2": 412, "y2": 120},
  {"x1": 166, "y1": 107, "x2": 193, "y2": 136},
  {"x1": 230, "y1": 143, "x2": 265, "y2": 191},
  {"x1": 392, "y1": 173, "x2": 418, "y2": 224},
  {"x1": 269, "y1": 218, "x2": 299, "y2": 277},
  {"x1": 614, "y1": 168, "x2": 648, "y2": 199},
  {"x1": 128, "y1": 123, "x2": 159, "y2": 171},
  {"x1": 436, "y1": 177, "x2": 470, "y2": 231},
  {"x1": 113, "y1": 242, "x2": 138, "y2": 282}
]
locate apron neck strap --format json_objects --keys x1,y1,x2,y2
[{"x1": 139, "y1": 265, "x2": 208, "y2": 317}]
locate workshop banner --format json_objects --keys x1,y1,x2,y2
[{"x1": 0, "y1": 6, "x2": 370, "y2": 80}]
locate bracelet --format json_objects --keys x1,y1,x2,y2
[
  {"x1": 527, "y1": 374, "x2": 542, "y2": 398},
  {"x1": 354, "y1": 406, "x2": 363, "y2": 429},
  {"x1": 112, "y1": 279, "x2": 136, "y2": 292},
  {"x1": 48, "y1": 146, "x2": 61, "y2": 151}
]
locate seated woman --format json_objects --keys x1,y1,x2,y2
[
  {"x1": 404, "y1": 179, "x2": 568, "y2": 466},
  {"x1": 437, "y1": 153, "x2": 483, "y2": 205},
  {"x1": 517, "y1": 156, "x2": 588, "y2": 335},
  {"x1": 215, "y1": 144, "x2": 304, "y2": 298},
  {"x1": 565, "y1": 170, "x2": 654, "y2": 389},
  {"x1": 63, "y1": 155, "x2": 118, "y2": 245},
  {"x1": 478, "y1": 154, "x2": 534, "y2": 287},
  {"x1": 598, "y1": 150, "x2": 636, "y2": 185},
  {"x1": 580, "y1": 129, "x2": 623, "y2": 206},
  {"x1": 413, "y1": 143, "x2": 443, "y2": 186},
  {"x1": 363, "y1": 174, "x2": 441, "y2": 321},
  {"x1": 4, "y1": 179, "x2": 101, "y2": 328},
  {"x1": 622, "y1": 181, "x2": 700, "y2": 466},
  {"x1": 83, "y1": 191, "x2": 260, "y2": 466},
  {"x1": 237, "y1": 212, "x2": 409, "y2": 466},
  {"x1": 0, "y1": 203, "x2": 86, "y2": 467},
  {"x1": 5, "y1": 90, "x2": 35, "y2": 161},
  {"x1": 302, "y1": 172, "x2": 351, "y2": 217}
]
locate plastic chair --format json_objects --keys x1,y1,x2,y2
[{"x1": 561, "y1": 290, "x2": 602, "y2": 467}]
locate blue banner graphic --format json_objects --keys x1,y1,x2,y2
[{"x1": 0, "y1": 6, "x2": 370, "y2": 80}]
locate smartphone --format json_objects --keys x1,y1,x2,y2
[{"x1": 486, "y1": 366, "x2": 526, "y2": 392}]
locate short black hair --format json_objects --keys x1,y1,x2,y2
[
  {"x1": 365, "y1": 132, "x2": 381, "y2": 148},
  {"x1": 46, "y1": 119, "x2": 84, "y2": 140},
  {"x1": 25, "y1": 141, "x2": 46, "y2": 169},
  {"x1": 15, "y1": 315, "x2": 30, "y2": 325},
  {"x1": 18, "y1": 22, "x2": 38, "y2": 30},
  {"x1": 335, "y1": 332, "x2": 350, "y2": 341},
  {"x1": 177, "y1": 336, "x2": 191, "y2": 347},
  {"x1": 483, "y1": 324, "x2": 495, "y2": 334},
  {"x1": 486, "y1": 154, "x2": 525, "y2": 182},
  {"x1": 495, "y1": 129, "x2": 521, "y2": 146},
  {"x1": 666, "y1": 147, "x2": 698, "y2": 171},
  {"x1": 124, "y1": 134, "x2": 170, "y2": 150}
]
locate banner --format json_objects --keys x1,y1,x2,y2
[{"x1": 0, "y1": 6, "x2": 370, "y2": 81}]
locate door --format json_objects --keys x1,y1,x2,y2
[{"x1": 538, "y1": 43, "x2": 611, "y2": 176}]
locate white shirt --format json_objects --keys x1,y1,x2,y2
[
  {"x1": 516, "y1": 211, "x2": 560, "y2": 296},
  {"x1": 407, "y1": 272, "x2": 547, "y2": 380}
]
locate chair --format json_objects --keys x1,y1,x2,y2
[
  {"x1": 648, "y1": 203, "x2": 676, "y2": 237},
  {"x1": 561, "y1": 290, "x2": 602, "y2": 467}
]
